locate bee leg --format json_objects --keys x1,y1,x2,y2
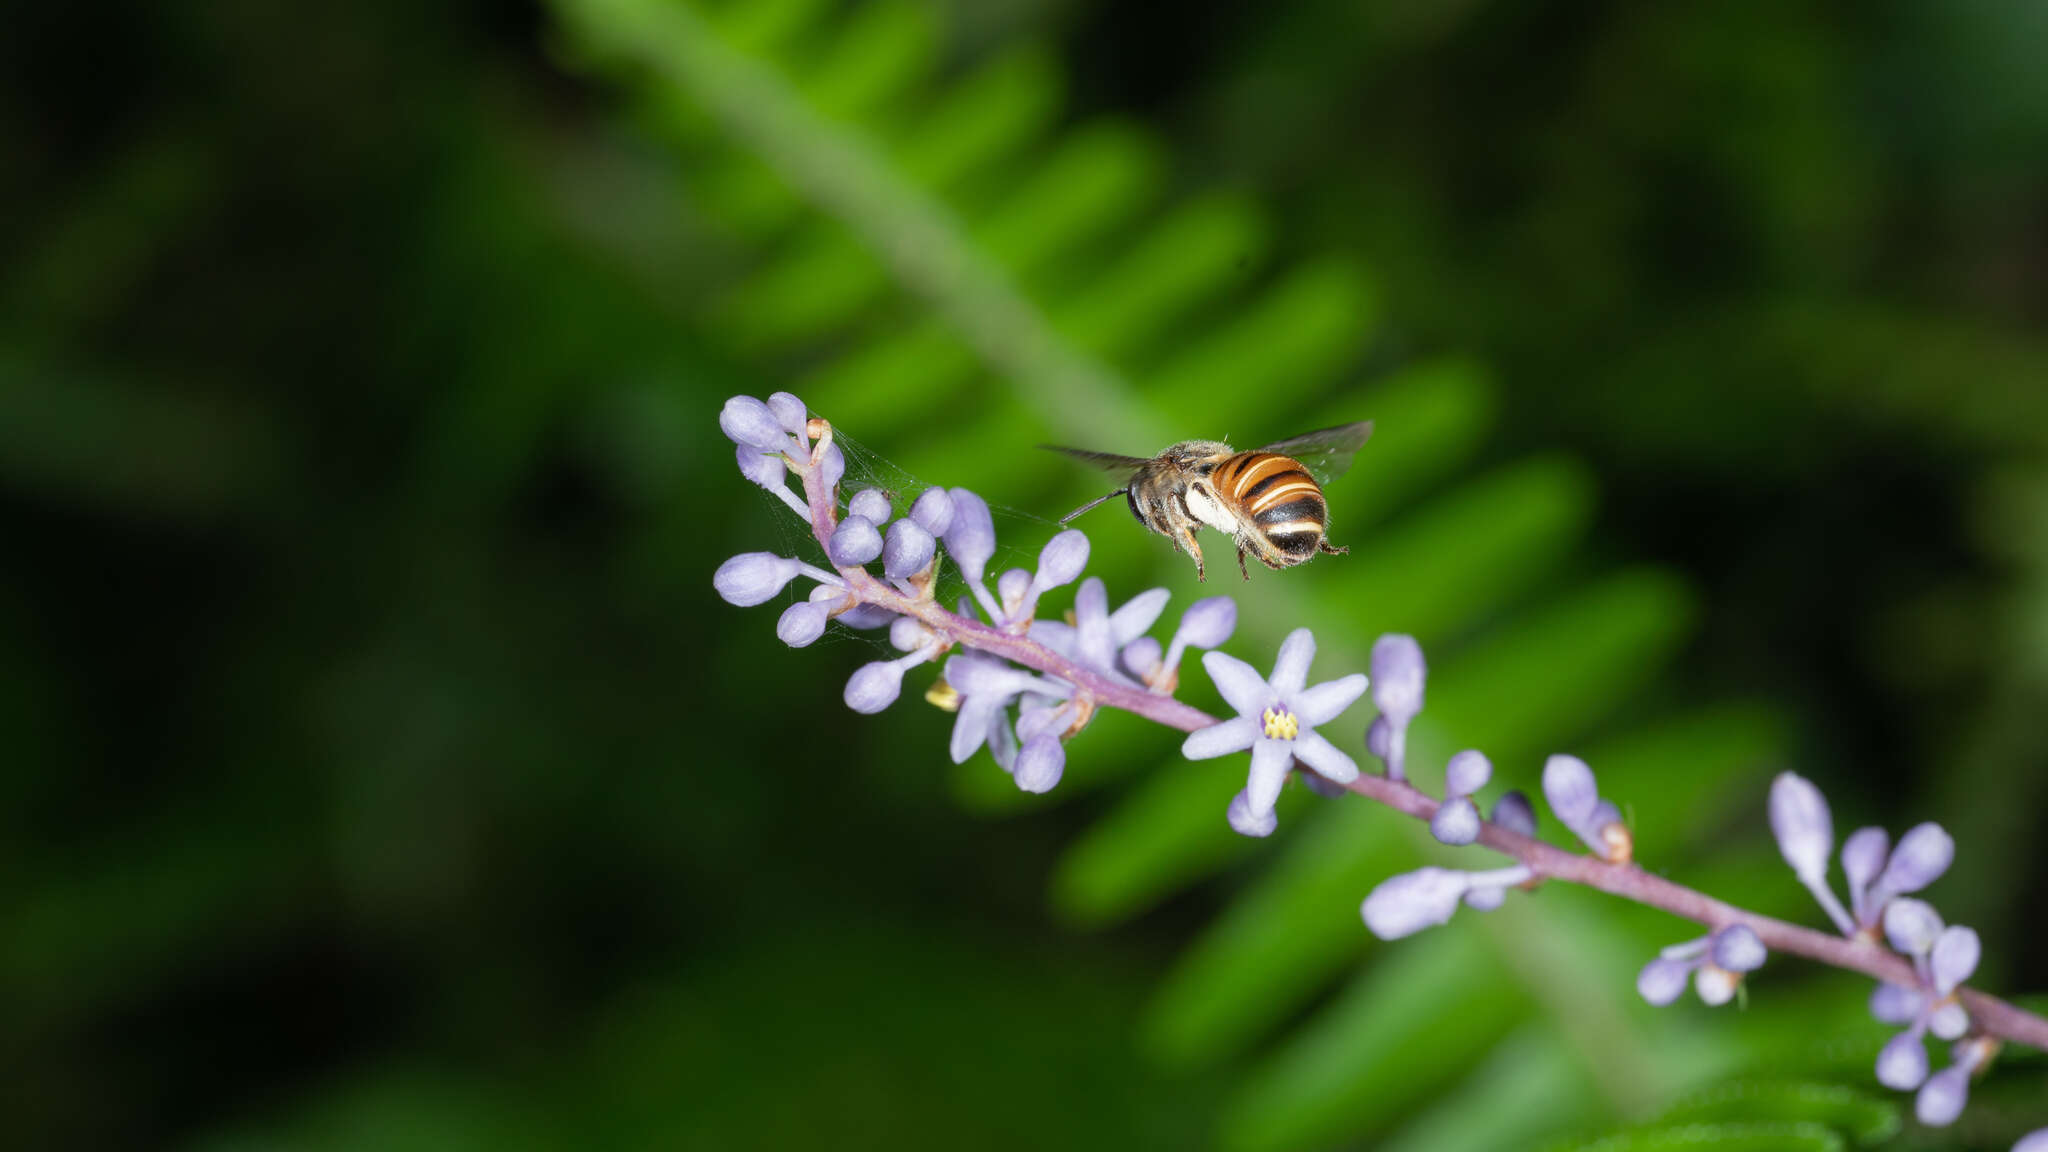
[
  {"x1": 1182, "y1": 528, "x2": 1207, "y2": 582},
  {"x1": 1236, "y1": 544, "x2": 1253, "y2": 581},
  {"x1": 1318, "y1": 539, "x2": 1349, "y2": 557}
]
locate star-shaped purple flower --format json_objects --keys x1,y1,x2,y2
[{"x1": 1181, "y1": 628, "x2": 1368, "y2": 837}]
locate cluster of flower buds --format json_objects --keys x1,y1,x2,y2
[
  {"x1": 1352, "y1": 648, "x2": 1791, "y2": 1023},
  {"x1": 1636, "y1": 924, "x2": 1767, "y2": 1007},
  {"x1": 714, "y1": 392, "x2": 1239, "y2": 801},
  {"x1": 1767, "y1": 772, "x2": 1992, "y2": 1125}
]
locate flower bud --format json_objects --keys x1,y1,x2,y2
[
  {"x1": 776, "y1": 601, "x2": 829, "y2": 647},
  {"x1": 1768, "y1": 772, "x2": 1833, "y2": 884},
  {"x1": 1694, "y1": 965, "x2": 1740, "y2": 1006},
  {"x1": 1365, "y1": 716, "x2": 1392, "y2": 761},
  {"x1": 844, "y1": 660, "x2": 907, "y2": 714},
  {"x1": 1361, "y1": 868, "x2": 1468, "y2": 940},
  {"x1": 942, "y1": 488, "x2": 996, "y2": 584},
  {"x1": 1121, "y1": 636, "x2": 1163, "y2": 679},
  {"x1": 1930, "y1": 925, "x2": 1979, "y2": 994},
  {"x1": 1914, "y1": 1065, "x2": 1969, "y2": 1126},
  {"x1": 883, "y1": 519, "x2": 936, "y2": 579},
  {"x1": 1175, "y1": 596, "x2": 1237, "y2": 650},
  {"x1": 848, "y1": 487, "x2": 893, "y2": 524},
  {"x1": 829, "y1": 515, "x2": 883, "y2": 566},
  {"x1": 909, "y1": 487, "x2": 954, "y2": 536},
  {"x1": 1034, "y1": 529, "x2": 1090, "y2": 591},
  {"x1": 1711, "y1": 925, "x2": 1766, "y2": 972},
  {"x1": 1883, "y1": 898, "x2": 1943, "y2": 956},
  {"x1": 736, "y1": 443, "x2": 785, "y2": 490},
  {"x1": 997, "y1": 568, "x2": 1032, "y2": 613},
  {"x1": 1636, "y1": 956, "x2": 1692, "y2": 1005},
  {"x1": 719, "y1": 395, "x2": 789, "y2": 450},
  {"x1": 1014, "y1": 733, "x2": 1065, "y2": 794},
  {"x1": 1543, "y1": 755, "x2": 1599, "y2": 826},
  {"x1": 766, "y1": 391, "x2": 809, "y2": 435},
  {"x1": 714, "y1": 552, "x2": 801, "y2": 606},
  {"x1": 1876, "y1": 822, "x2": 1954, "y2": 898},
  {"x1": 1491, "y1": 790, "x2": 1537, "y2": 838},
  {"x1": 1444, "y1": 750, "x2": 1492, "y2": 798},
  {"x1": 1841, "y1": 826, "x2": 1888, "y2": 893},
  {"x1": 1875, "y1": 1031, "x2": 1929, "y2": 1090},
  {"x1": 1369, "y1": 634, "x2": 1426, "y2": 724},
  {"x1": 1430, "y1": 798, "x2": 1481, "y2": 846}
]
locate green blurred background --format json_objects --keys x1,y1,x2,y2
[{"x1": 5, "y1": 0, "x2": 2048, "y2": 1148}]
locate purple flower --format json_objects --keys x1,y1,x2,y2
[
  {"x1": 2013, "y1": 1128, "x2": 2048, "y2": 1152},
  {"x1": 1368, "y1": 634, "x2": 1425, "y2": 780},
  {"x1": 1031, "y1": 578, "x2": 1170, "y2": 680},
  {"x1": 943, "y1": 652, "x2": 1074, "y2": 786},
  {"x1": 1430, "y1": 750, "x2": 1492, "y2": 846},
  {"x1": 1182, "y1": 628, "x2": 1368, "y2": 837},
  {"x1": 1542, "y1": 755, "x2": 1631, "y2": 862},
  {"x1": 1361, "y1": 864, "x2": 1532, "y2": 939}
]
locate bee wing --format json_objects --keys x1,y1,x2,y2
[
  {"x1": 1257, "y1": 420, "x2": 1374, "y2": 484},
  {"x1": 1040, "y1": 445, "x2": 1154, "y2": 474}
]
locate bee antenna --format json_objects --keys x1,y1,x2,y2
[{"x1": 1059, "y1": 489, "x2": 1128, "y2": 525}]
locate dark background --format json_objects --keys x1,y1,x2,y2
[{"x1": 5, "y1": 0, "x2": 2047, "y2": 1148}]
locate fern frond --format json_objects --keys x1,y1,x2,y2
[{"x1": 551, "y1": 1, "x2": 1806, "y2": 1145}]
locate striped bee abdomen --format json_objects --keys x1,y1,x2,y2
[{"x1": 1216, "y1": 452, "x2": 1329, "y2": 560}]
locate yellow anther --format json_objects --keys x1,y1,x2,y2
[{"x1": 1261, "y1": 707, "x2": 1299, "y2": 741}]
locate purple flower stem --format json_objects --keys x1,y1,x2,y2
[{"x1": 792, "y1": 421, "x2": 2048, "y2": 1056}]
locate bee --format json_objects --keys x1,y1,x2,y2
[{"x1": 1044, "y1": 420, "x2": 1374, "y2": 581}]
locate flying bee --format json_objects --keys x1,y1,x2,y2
[{"x1": 1044, "y1": 420, "x2": 1374, "y2": 581}]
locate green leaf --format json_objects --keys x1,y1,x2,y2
[
  {"x1": 1539, "y1": 1123, "x2": 1846, "y2": 1152},
  {"x1": 1658, "y1": 1081, "x2": 1899, "y2": 1147},
  {"x1": 893, "y1": 44, "x2": 1063, "y2": 192},
  {"x1": 1218, "y1": 927, "x2": 1529, "y2": 1152},
  {"x1": 1143, "y1": 259, "x2": 1378, "y2": 420}
]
